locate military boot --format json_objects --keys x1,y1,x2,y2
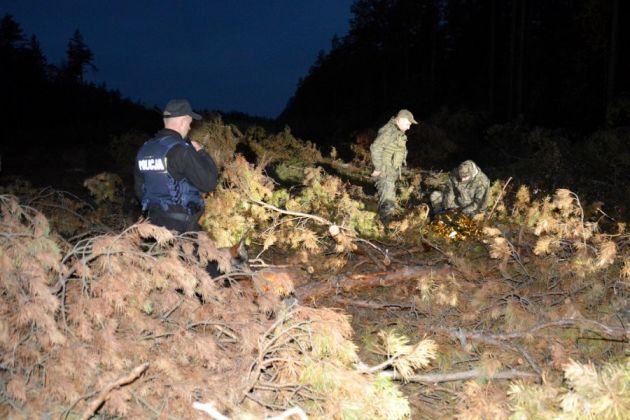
[{"x1": 378, "y1": 200, "x2": 395, "y2": 229}]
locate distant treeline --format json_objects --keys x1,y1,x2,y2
[
  {"x1": 0, "y1": 13, "x2": 159, "y2": 176},
  {"x1": 280, "y1": 0, "x2": 629, "y2": 144}
]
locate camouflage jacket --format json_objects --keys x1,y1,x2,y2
[
  {"x1": 443, "y1": 161, "x2": 490, "y2": 214},
  {"x1": 370, "y1": 118, "x2": 408, "y2": 174}
]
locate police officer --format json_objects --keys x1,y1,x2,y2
[
  {"x1": 134, "y1": 99, "x2": 218, "y2": 233},
  {"x1": 370, "y1": 109, "x2": 418, "y2": 227},
  {"x1": 429, "y1": 160, "x2": 490, "y2": 216}
]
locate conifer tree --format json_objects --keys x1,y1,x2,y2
[
  {"x1": 63, "y1": 29, "x2": 96, "y2": 83},
  {"x1": 0, "y1": 13, "x2": 25, "y2": 50}
]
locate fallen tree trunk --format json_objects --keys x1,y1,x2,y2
[
  {"x1": 430, "y1": 319, "x2": 629, "y2": 343},
  {"x1": 296, "y1": 265, "x2": 455, "y2": 302},
  {"x1": 332, "y1": 297, "x2": 420, "y2": 311},
  {"x1": 380, "y1": 368, "x2": 538, "y2": 383}
]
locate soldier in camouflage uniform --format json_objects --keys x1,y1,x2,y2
[
  {"x1": 370, "y1": 109, "x2": 418, "y2": 226},
  {"x1": 429, "y1": 160, "x2": 490, "y2": 216}
]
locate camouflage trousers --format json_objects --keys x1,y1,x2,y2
[{"x1": 375, "y1": 172, "x2": 398, "y2": 206}]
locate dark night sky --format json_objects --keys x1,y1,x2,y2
[{"x1": 1, "y1": 0, "x2": 354, "y2": 118}]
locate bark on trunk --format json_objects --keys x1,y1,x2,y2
[{"x1": 296, "y1": 265, "x2": 455, "y2": 302}]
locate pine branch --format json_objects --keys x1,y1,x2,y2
[
  {"x1": 486, "y1": 177, "x2": 512, "y2": 221},
  {"x1": 296, "y1": 265, "x2": 455, "y2": 302},
  {"x1": 432, "y1": 319, "x2": 629, "y2": 343},
  {"x1": 79, "y1": 363, "x2": 149, "y2": 420},
  {"x1": 380, "y1": 368, "x2": 538, "y2": 383},
  {"x1": 332, "y1": 297, "x2": 418, "y2": 311},
  {"x1": 249, "y1": 198, "x2": 389, "y2": 260},
  {"x1": 192, "y1": 401, "x2": 230, "y2": 420},
  {"x1": 358, "y1": 356, "x2": 401, "y2": 374},
  {"x1": 249, "y1": 199, "x2": 330, "y2": 225},
  {"x1": 431, "y1": 319, "x2": 630, "y2": 377}
]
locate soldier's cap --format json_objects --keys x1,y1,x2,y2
[
  {"x1": 458, "y1": 160, "x2": 476, "y2": 179},
  {"x1": 396, "y1": 109, "x2": 418, "y2": 124},
  {"x1": 163, "y1": 99, "x2": 202, "y2": 120}
]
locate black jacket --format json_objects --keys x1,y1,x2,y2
[{"x1": 134, "y1": 128, "x2": 218, "y2": 202}]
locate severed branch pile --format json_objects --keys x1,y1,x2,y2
[
  {"x1": 1, "y1": 121, "x2": 629, "y2": 419},
  {"x1": 0, "y1": 193, "x2": 417, "y2": 418}
]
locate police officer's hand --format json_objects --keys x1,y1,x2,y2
[
  {"x1": 371, "y1": 170, "x2": 382, "y2": 177},
  {"x1": 190, "y1": 140, "x2": 204, "y2": 151}
]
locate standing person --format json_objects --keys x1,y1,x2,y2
[
  {"x1": 429, "y1": 160, "x2": 490, "y2": 216},
  {"x1": 370, "y1": 109, "x2": 418, "y2": 227},
  {"x1": 134, "y1": 99, "x2": 218, "y2": 234}
]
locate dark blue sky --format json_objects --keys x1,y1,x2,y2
[{"x1": 2, "y1": 0, "x2": 354, "y2": 118}]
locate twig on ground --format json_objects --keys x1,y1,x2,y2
[
  {"x1": 514, "y1": 343, "x2": 543, "y2": 375},
  {"x1": 160, "y1": 296, "x2": 185, "y2": 320},
  {"x1": 486, "y1": 177, "x2": 512, "y2": 221},
  {"x1": 249, "y1": 199, "x2": 330, "y2": 225},
  {"x1": 496, "y1": 319, "x2": 629, "y2": 341},
  {"x1": 192, "y1": 401, "x2": 230, "y2": 420},
  {"x1": 570, "y1": 191, "x2": 588, "y2": 250},
  {"x1": 78, "y1": 363, "x2": 149, "y2": 420},
  {"x1": 430, "y1": 318, "x2": 629, "y2": 376},
  {"x1": 420, "y1": 237, "x2": 449, "y2": 259},
  {"x1": 358, "y1": 242, "x2": 387, "y2": 270},
  {"x1": 267, "y1": 406, "x2": 308, "y2": 420},
  {"x1": 380, "y1": 368, "x2": 537, "y2": 383},
  {"x1": 332, "y1": 297, "x2": 418, "y2": 311}
]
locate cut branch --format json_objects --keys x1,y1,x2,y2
[
  {"x1": 296, "y1": 266, "x2": 455, "y2": 302},
  {"x1": 431, "y1": 319, "x2": 628, "y2": 343},
  {"x1": 486, "y1": 176, "x2": 512, "y2": 221},
  {"x1": 379, "y1": 368, "x2": 538, "y2": 383},
  {"x1": 249, "y1": 199, "x2": 330, "y2": 225},
  {"x1": 429, "y1": 326, "x2": 542, "y2": 375},
  {"x1": 332, "y1": 297, "x2": 418, "y2": 311},
  {"x1": 79, "y1": 363, "x2": 149, "y2": 420},
  {"x1": 250, "y1": 198, "x2": 389, "y2": 259},
  {"x1": 192, "y1": 401, "x2": 229, "y2": 420}
]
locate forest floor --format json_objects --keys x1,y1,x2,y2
[{"x1": 0, "y1": 118, "x2": 628, "y2": 419}]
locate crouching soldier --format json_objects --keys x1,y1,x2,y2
[
  {"x1": 370, "y1": 109, "x2": 418, "y2": 227},
  {"x1": 430, "y1": 160, "x2": 490, "y2": 216}
]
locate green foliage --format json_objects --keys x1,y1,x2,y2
[
  {"x1": 83, "y1": 172, "x2": 124, "y2": 204},
  {"x1": 246, "y1": 125, "x2": 323, "y2": 164},
  {"x1": 202, "y1": 147, "x2": 381, "y2": 255},
  {"x1": 371, "y1": 375, "x2": 412, "y2": 419},
  {"x1": 508, "y1": 359, "x2": 630, "y2": 419},
  {"x1": 299, "y1": 360, "x2": 411, "y2": 420},
  {"x1": 273, "y1": 159, "x2": 308, "y2": 183},
  {"x1": 300, "y1": 361, "x2": 339, "y2": 393},
  {"x1": 189, "y1": 113, "x2": 241, "y2": 169},
  {"x1": 311, "y1": 327, "x2": 359, "y2": 366}
]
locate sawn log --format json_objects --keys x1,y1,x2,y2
[{"x1": 295, "y1": 265, "x2": 455, "y2": 302}]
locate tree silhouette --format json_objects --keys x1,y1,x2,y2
[
  {"x1": 281, "y1": 0, "x2": 628, "y2": 143},
  {"x1": 0, "y1": 13, "x2": 25, "y2": 50},
  {"x1": 27, "y1": 35, "x2": 48, "y2": 75},
  {"x1": 62, "y1": 29, "x2": 96, "y2": 83}
]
